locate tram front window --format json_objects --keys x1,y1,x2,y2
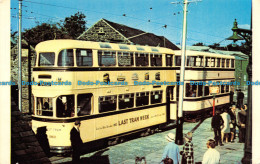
[
  {"x1": 56, "y1": 95, "x2": 75, "y2": 118},
  {"x1": 36, "y1": 97, "x2": 53, "y2": 116},
  {"x1": 58, "y1": 49, "x2": 74, "y2": 66},
  {"x1": 39, "y1": 52, "x2": 55, "y2": 66}
]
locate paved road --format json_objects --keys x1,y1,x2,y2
[{"x1": 51, "y1": 118, "x2": 244, "y2": 164}]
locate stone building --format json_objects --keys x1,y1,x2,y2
[
  {"x1": 11, "y1": 40, "x2": 36, "y2": 113},
  {"x1": 78, "y1": 18, "x2": 180, "y2": 50}
]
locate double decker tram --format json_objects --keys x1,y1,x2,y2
[
  {"x1": 31, "y1": 40, "x2": 177, "y2": 153},
  {"x1": 174, "y1": 50, "x2": 236, "y2": 121}
]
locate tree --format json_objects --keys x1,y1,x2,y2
[
  {"x1": 192, "y1": 42, "x2": 204, "y2": 46},
  {"x1": 23, "y1": 23, "x2": 68, "y2": 45},
  {"x1": 62, "y1": 12, "x2": 87, "y2": 39}
]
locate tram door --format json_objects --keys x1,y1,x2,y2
[{"x1": 166, "y1": 86, "x2": 175, "y2": 122}]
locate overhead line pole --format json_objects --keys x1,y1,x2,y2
[
  {"x1": 171, "y1": 0, "x2": 201, "y2": 145},
  {"x1": 18, "y1": 0, "x2": 23, "y2": 111}
]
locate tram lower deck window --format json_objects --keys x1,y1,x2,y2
[
  {"x1": 56, "y1": 95, "x2": 75, "y2": 118},
  {"x1": 186, "y1": 83, "x2": 197, "y2": 97},
  {"x1": 151, "y1": 91, "x2": 163, "y2": 104},
  {"x1": 77, "y1": 94, "x2": 92, "y2": 116},
  {"x1": 99, "y1": 96, "x2": 117, "y2": 113},
  {"x1": 36, "y1": 97, "x2": 53, "y2": 116},
  {"x1": 204, "y1": 86, "x2": 209, "y2": 96},
  {"x1": 136, "y1": 92, "x2": 149, "y2": 107},
  {"x1": 119, "y1": 94, "x2": 134, "y2": 109}
]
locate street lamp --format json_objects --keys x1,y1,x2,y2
[
  {"x1": 209, "y1": 85, "x2": 220, "y2": 116},
  {"x1": 227, "y1": 19, "x2": 252, "y2": 164}
]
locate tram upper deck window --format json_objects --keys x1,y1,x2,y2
[
  {"x1": 99, "y1": 95, "x2": 117, "y2": 113},
  {"x1": 231, "y1": 59, "x2": 235, "y2": 68},
  {"x1": 76, "y1": 49, "x2": 92, "y2": 66},
  {"x1": 98, "y1": 50, "x2": 116, "y2": 66},
  {"x1": 175, "y1": 56, "x2": 181, "y2": 66},
  {"x1": 58, "y1": 49, "x2": 74, "y2": 66},
  {"x1": 216, "y1": 58, "x2": 221, "y2": 67},
  {"x1": 118, "y1": 52, "x2": 134, "y2": 66},
  {"x1": 119, "y1": 45, "x2": 130, "y2": 50},
  {"x1": 99, "y1": 43, "x2": 112, "y2": 49},
  {"x1": 38, "y1": 52, "x2": 55, "y2": 66},
  {"x1": 186, "y1": 83, "x2": 197, "y2": 97},
  {"x1": 150, "y1": 54, "x2": 162, "y2": 66},
  {"x1": 226, "y1": 59, "x2": 230, "y2": 68},
  {"x1": 166, "y1": 54, "x2": 173, "y2": 66},
  {"x1": 211, "y1": 58, "x2": 215, "y2": 67},
  {"x1": 205, "y1": 57, "x2": 210, "y2": 67},
  {"x1": 56, "y1": 95, "x2": 75, "y2": 118},
  {"x1": 151, "y1": 90, "x2": 163, "y2": 104},
  {"x1": 186, "y1": 56, "x2": 196, "y2": 66},
  {"x1": 77, "y1": 94, "x2": 92, "y2": 116},
  {"x1": 221, "y1": 59, "x2": 226, "y2": 68},
  {"x1": 195, "y1": 56, "x2": 203, "y2": 67},
  {"x1": 119, "y1": 93, "x2": 134, "y2": 109},
  {"x1": 36, "y1": 97, "x2": 53, "y2": 116},
  {"x1": 136, "y1": 92, "x2": 149, "y2": 107},
  {"x1": 136, "y1": 53, "x2": 149, "y2": 66}
]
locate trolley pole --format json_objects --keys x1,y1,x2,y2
[
  {"x1": 18, "y1": 0, "x2": 23, "y2": 112},
  {"x1": 175, "y1": 0, "x2": 188, "y2": 145}
]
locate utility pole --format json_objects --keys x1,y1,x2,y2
[
  {"x1": 18, "y1": 0, "x2": 23, "y2": 112},
  {"x1": 171, "y1": 0, "x2": 201, "y2": 145}
]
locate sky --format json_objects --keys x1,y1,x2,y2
[{"x1": 10, "y1": 0, "x2": 251, "y2": 46}]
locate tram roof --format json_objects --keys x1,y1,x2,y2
[
  {"x1": 35, "y1": 39, "x2": 175, "y2": 54},
  {"x1": 173, "y1": 50, "x2": 235, "y2": 59}
]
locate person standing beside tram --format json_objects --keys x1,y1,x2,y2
[{"x1": 70, "y1": 120, "x2": 83, "y2": 163}]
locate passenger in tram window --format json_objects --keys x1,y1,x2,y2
[{"x1": 191, "y1": 90, "x2": 196, "y2": 97}]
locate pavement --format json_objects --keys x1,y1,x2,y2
[{"x1": 52, "y1": 117, "x2": 245, "y2": 164}]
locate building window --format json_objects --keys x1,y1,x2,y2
[
  {"x1": 166, "y1": 54, "x2": 173, "y2": 66},
  {"x1": 150, "y1": 54, "x2": 162, "y2": 66},
  {"x1": 119, "y1": 94, "x2": 134, "y2": 109},
  {"x1": 136, "y1": 92, "x2": 149, "y2": 107},
  {"x1": 77, "y1": 94, "x2": 92, "y2": 116},
  {"x1": 151, "y1": 90, "x2": 163, "y2": 104},
  {"x1": 98, "y1": 50, "x2": 116, "y2": 66},
  {"x1": 216, "y1": 58, "x2": 221, "y2": 67},
  {"x1": 58, "y1": 49, "x2": 74, "y2": 66},
  {"x1": 56, "y1": 95, "x2": 75, "y2": 118},
  {"x1": 99, "y1": 95, "x2": 117, "y2": 113},
  {"x1": 175, "y1": 56, "x2": 181, "y2": 66},
  {"x1": 118, "y1": 52, "x2": 134, "y2": 66},
  {"x1": 76, "y1": 49, "x2": 92, "y2": 66},
  {"x1": 38, "y1": 52, "x2": 55, "y2": 66},
  {"x1": 36, "y1": 97, "x2": 53, "y2": 116},
  {"x1": 136, "y1": 53, "x2": 149, "y2": 66},
  {"x1": 186, "y1": 83, "x2": 197, "y2": 97}
]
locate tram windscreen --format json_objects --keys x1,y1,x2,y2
[{"x1": 39, "y1": 53, "x2": 55, "y2": 66}]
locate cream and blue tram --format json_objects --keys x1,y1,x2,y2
[
  {"x1": 173, "y1": 50, "x2": 236, "y2": 121},
  {"x1": 31, "y1": 40, "x2": 177, "y2": 153}
]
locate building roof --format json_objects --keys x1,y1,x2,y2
[{"x1": 79, "y1": 18, "x2": 180, "y2": 50}]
